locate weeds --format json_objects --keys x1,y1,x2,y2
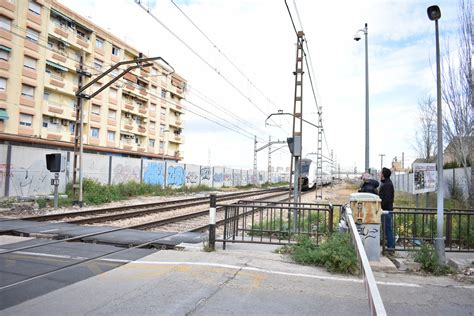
[
  {"x1": 282, "y1": 233, "x2": 358, "y2": 275},
  {"x1": 413, "y1": 243, "x2": 452, "y2": 276}
]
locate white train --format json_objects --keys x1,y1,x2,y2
[{"x1": 300, "y1": 158, "x2": 333, "y2": 190}]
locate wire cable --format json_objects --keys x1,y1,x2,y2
[{"x1": 135, "y1": 1, "x2": 278, "y2": 125}]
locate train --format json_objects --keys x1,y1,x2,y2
[{"x1": 300, "y1": 158, "x2": 333, "y2": 190}]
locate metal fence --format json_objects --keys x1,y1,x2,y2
[
  {"x1": 382, "y1": 206, "x2": 474, "y2": 253},
  {"x1": 216, "y1": 200, "x2": 337, "y2": 249}
]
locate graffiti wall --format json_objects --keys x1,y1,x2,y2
[
  {"x1": 143, "y1": 160, "x2": 165, "y2": 186},
  {"x1": 223, "y1": 168, "x2": 233, "y2": 187},
  {"x1": 185, "y1": 164, "x2": 200, "y2": 187},
  {"x1": 200, "y1": 166, "x2": 212, "y2": 187},
  {"x1": 166, "y1": 163, "x2": 186, "y2": 188},
  {"x1": 111, "y1": 156, "x2": 141, "y2": 184},
  {"x1": 81, "y1": 152, "x2": 110, "y2": 184},
  {"x1": 8, "y1": 146, "x2": 68, "y2": 197},
  {"x1": 233, "y1": 169, "x2": 242, "y2": 187},
  {"x1": 212, "y1": 167, "x2": 224, "y2": 188},
  {"x1": 0, "y1": 144, "x2": 289, "y2": 198}
]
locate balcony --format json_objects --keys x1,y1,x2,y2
[
  {"x1": 169, "y1": 134, "x2": 184, "y2": 144},
  {"x1": 174, "y1": 150, "x2": 184, "y2": 159},
  {"x1": 45, "y1": 49, "x2": 77, "y2": 71},
  {"x1": 120, "y1": 140, "x2": 137, "y2": 151}
]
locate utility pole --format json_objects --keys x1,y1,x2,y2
[
  {"x1": 316, "y1": 107, "x2": 323, "y2": 200},
  {"x1": 379, "y1": 154, "x2": 385, "y2": 172},
  {"x1": 268, "y1": 136, "x2": 271, "y2": 183},
  {"x1": 402, "y1": 152, "x2": 405, "y2": 170},
  {"x1": 72, "y1": 52, "x2": 91, "y2": 206},
  {"x1": 290, "y1": 30, "x2": 305, "y2": 230},
  {"x1": 253, "y1": 135, "x2": 258, "y2": 186},
  {"x1": 73, "y1": 54, "x2": 174, "y2": 206}
]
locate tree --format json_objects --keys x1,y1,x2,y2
[
  {"x1": 440, "y1": 0, "x2": 472, "y2": 202},
  {"x1": 414, "y1": 94, "x2": 437, "y2": 161}
]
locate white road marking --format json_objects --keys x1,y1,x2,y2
[{"x1": 131, "y1": 260, "x2": 422, "y2": 288}]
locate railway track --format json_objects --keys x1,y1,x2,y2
[{"x1": 19, "y1": 187, "x2": 286, "y2": 223}]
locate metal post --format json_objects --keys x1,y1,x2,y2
[
  {"x1": 379, "y1": 154, "x2": 385, "y2": 172},
  {"x1": 268, "y1": 136, "x2": 271, "y2": 183},
  {"x1": 209, "y1": 194, "x2": 216, "y2": 251},
  {"x1": 434, "y1": 17, "x2": 445, "y2": 263},
  {"x1": 253, "y1": 135, "x2": 258, "y2": 186},
  {"x1": 364, "y1": 23, "x2": 369, "y2": 173},
  {"x1": 53, "y1": 172, "x2": 59, "y2": 208}
]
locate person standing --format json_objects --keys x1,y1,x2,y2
[
  {"x1": 379, "y1": 167, "x2": 395, "y2": 251},
  {"x1": 358, "y1": 173, "x2": 379, "y2": 194}
]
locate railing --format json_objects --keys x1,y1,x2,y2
[
  {"x1": 344, "y1": 205, "x2": 386, "y2": 316},
  {"x1": 383, "y1": 206, "x2": 474, "y2": 253},
  {"x1": 217, "y1": 200, "x2": 336, "y2": 249}
]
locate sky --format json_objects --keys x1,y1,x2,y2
[{"x1": 59, "y1": 0, "x2": 461, "y2": 172}]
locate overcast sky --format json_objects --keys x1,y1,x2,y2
[{"x1": 59, "y1": 0, "x2": 460, "y2": 172}]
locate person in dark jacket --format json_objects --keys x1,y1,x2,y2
[
  {"x1": 358, "y1": 173, "x2": 379, "y2": 194},
  {"x1": 379, "y1": 167, "x2": 395, "y2": 250}
]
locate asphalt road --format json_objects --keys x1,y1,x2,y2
[{"x1": 2, "y1": 243, "x2": 473, "y2": 316}]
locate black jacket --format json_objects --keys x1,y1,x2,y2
[
  {"x1": 359, "y1": 179, "x2": 379, "y2": 194},
  {"x1": 379, "y1": 178, "x2": 394, "y2": 210}
]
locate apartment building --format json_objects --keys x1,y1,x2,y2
[{"x1": 0, "y1": 0, "x2": 186, "y2": 160}]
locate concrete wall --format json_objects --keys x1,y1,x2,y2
[
  {"x1": 0, "y1": 144, "x2": 289, "y2": 198},
  {"x1": 392, "y1": 167, "x2": 471, "y2": 200}
]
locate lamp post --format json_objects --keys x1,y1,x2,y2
[
  {"x1": 427, "y1": 5, "x2": 445, "y2": 264},
  {"x1": 354, "y1": 23, "x2": 369, "y2": 173}
]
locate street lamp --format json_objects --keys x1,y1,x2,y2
[
  {"x1": 354, "y1": 23, "x2": 369, "y2": 173},
  {"x1": 427, "y1": 5, "x2": 445, "y2": 264}
]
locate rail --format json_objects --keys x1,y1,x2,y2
[
  {"x1": 344, "y1": 205, "x2": 386, "y2": 316},
  {"x1": 383, "y1": 206, "x2": 474, "y2": 253}
]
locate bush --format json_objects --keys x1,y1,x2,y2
[
  {"x1": 288, "y1": 233, "x2": 358, "y2": 275},
  {"x1": 413, "y1": 243, "x2": 452, "y2": 276},
  {"x1": 36, "y1": 198, "x2": 48, "y2": 209}
]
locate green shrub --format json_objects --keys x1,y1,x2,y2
[
  {"x1": 36, "y1": 198, "x2": 48, "y2": 209},
  {"x1": 413, "y1": 243, "x2": 452, "y2": 276},
  {"x1": 288, "y1": 233, "x2": 358, "y2": 274}
]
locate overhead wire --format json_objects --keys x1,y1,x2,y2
[
  {"x1": 170, "y1": 0, "x2": 290, "y2": 129},
  {"x1": 134, "y1": 1, "x2": 280, "y2": 129}
]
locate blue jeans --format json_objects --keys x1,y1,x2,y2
[{"x1": 383, "y1": 211, "x2": 395, "y2": 249}]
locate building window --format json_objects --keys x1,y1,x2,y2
[
  {"x1": 159, "y1": 141, "x2": 165, "y2": 149},
  {"x1": 21, "y1": 84, "x2": 35, "y2": 98},
  {"x1": 91, "y1": 104, "x2": 100, "y2": 115},
  {"x1": 150, "y1": 103, "x2": 156, "y2": 112},
  {"x1": 111, "y1": 45, "x2": 120, "y2": 56},
  {"x1": 95, "y1": 37, "x2": 104, "y2": 49},
  {"x1": 0, "y1": 77, "x2": 6, "y2": 91},
  {"x1": 160, "y1": 124, "x2": 165, "y2": 133},
  {"x1": 43, "y1": 91, "x2": 49, "y2": 100},
  {"x1": 149, "y1": 121, "x2": 156, "y2": 129},
  {"x1": 108, "y1": 109, "x2": 116, "y2": 119},
  {"x1": 0, "y1": 49, "x2": 9, "y2": 61},
  {"x1": 91, "y1": 127, "x2": 99, "y2": 138},
  {"x1": 93, "y1": 58, "x2": 102, "y2": 70},
  {"x1": 19, "y1": 113, "x2": 33, "y2": 127},
  {"x1": 149, "y1": 139, "x2": 155, "y2": 147},
  {"x1": 28, "y1": 0, "x2": 41, "y2": 15},
  {"x1": 0, "y1": 16, "x2": 12, "y2": 31},
  {"x1": 151, "y1": 68, "x2": 158, "y2": 76},
  {"x1": 69, "y1": 122, "x2": 75, "y2": 135},
  {"x1": 107, "y1": 130, "x2": 115, "y2": 141},
  {"x1": 109, "y1": 88, "x2": 117, "y2": 99},
  {"x1": 160, "y1": 107, "x2": 166, "y2": 116},
  {"x1": 23, "y1": 55, "x2": 37, "y2": 70},
  {"x1": 26, "y1": 28, "x2": 39, "y2": 43},
  {"x1": 161, "y1": 89, "x2": 166, "y2": 98}
]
